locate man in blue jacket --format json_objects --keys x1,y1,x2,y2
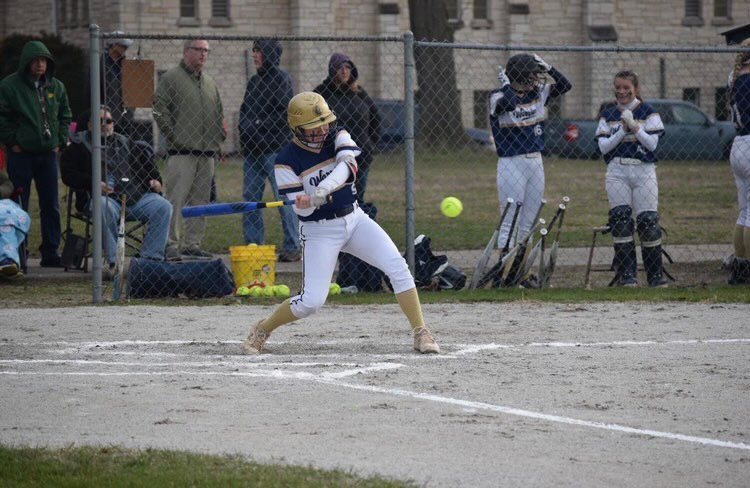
[{"x1": 238, "y1": 39, "x2": 300, "y2": 262}]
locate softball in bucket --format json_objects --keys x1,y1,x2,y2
[{"x1": 440, "y1": 196, "x2": 463, "y2": 218}]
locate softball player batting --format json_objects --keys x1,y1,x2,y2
[
  {"x1": 596, "y1": 70, "x2": 667, "y2": 288},
  {"x1": 242, "y1": 92, "x2": 440, "y2": 355},
  {"x1": 728, "y1": 40, "x2": 750, "y2": 285},
  {"x1": 489, "y1": 53, "x2": 571, "y2": 285}
]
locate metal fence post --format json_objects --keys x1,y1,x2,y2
[
  {"x1": 89, "y1": 24, "x2": 103, "y2": 303},
  {"x1": 403, "y1": 31, "x2": 416, "y2": 275}
]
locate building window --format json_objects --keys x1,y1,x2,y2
[
  {"x1": 81, "y1": 0, "x2": 89, "y2": 24},
  {"x1": 683, "y1": 87, "x2": 701, "y2": 106},
  {"x1": 714, "y1": 0, "x2": 730, "y2": 17},
  {"x1": 470, "y1": 0, "x2": 492, "y2": 28},
  {"x1": 57, "y1": 0, "x2": 68, "y2": 28},
  {"x1": 683, "y1": 0, "x2": 704, "y2": 26},
  {"x1": 473, "y1": 0, "x2": 488, "y2": 20},
  {"x1": 712, "y1": 0, "x2": 732, "y2": 25},
  {"x1": 445, "y1": 0, "x2": 463, "y2": 27},
  {"x1": 179, "y1": 0, "x2": 200, "y2": 26},
  {"x1": 209, "y1": 0, "x2": 232, "y2": 26},
  {"x1": 212, "y1": 0, "x2": 230, "y2": 18},
  {"x1": 70, "y1": 0, "x2": 78, "y2": 27},
  {"x1": 715, "y1": 87, "x2": 730, "y2": 121}
]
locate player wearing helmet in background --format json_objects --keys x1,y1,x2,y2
[
  {"x1": 241, "y1": 92, "x2": 440, "y2": 355},
  {"x1": 489, "y1": 53, "x2": 572, "y2": 286},
  {"x1": 596, "y1": 70, "x2": 667, "y2": 288},
  {"x1": 727, "y1": 39, "x2": 750, "y2": 285}
]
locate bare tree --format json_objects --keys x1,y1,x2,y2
[{"x1": 408, "y1": 0, "x2": 469, "y2": 145}]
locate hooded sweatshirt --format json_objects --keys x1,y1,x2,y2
[
  {"x1": 0, "y1": 41, "x2": 72, "y2": 152},
  {"x1": 238, "y1": 39, "x2": 294, "y2": 156},
  {"x1": 313, "y1": 53, "x2": 380, "y2": 161}
]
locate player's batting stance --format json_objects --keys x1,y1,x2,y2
[
  {"x1": 242, "y1": 92, "x2": 439, "y2": 355},
  {"x1": 489, "y1": 53, "x2": 571, "y2": 287}
]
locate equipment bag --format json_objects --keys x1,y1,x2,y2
[
  {"x1": 127, "y1": 257, "x2": 234, "y2": 299},
  {"x1": 336, "y1": 202, "x2": 385, "y2": 292},
  {"x1": 386, "y1": 234, "x2": 466, "y2": 291}
]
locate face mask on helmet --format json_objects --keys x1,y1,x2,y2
[
  {"x1": 287, "y1": 92, "x2": 338, "y2": 149},
  {"x1": 506, "y1": 54, "x2": 546, "y2": 96}
]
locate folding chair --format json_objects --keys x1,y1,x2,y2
[{"x1": 61, "y1": 186, "x2": 145, "y2": 272}]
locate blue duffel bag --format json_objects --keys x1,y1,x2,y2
[{"x1": 127, "y1": 257, "x2": 234, "y2": 299}]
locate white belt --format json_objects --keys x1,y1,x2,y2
[
  {"x1": 524, "y1": 152, "x2": 541, "y2": 159},
  {"x1": 613, "y1": 157, "x2": 643, "y2": 165}
]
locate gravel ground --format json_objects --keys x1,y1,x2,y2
[{"x1": 1, "y1": 302, "x2": 749, "y2": 487}]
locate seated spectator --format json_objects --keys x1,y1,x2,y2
[
  {"x1": 60, "y1": 107, "x2": 172, "y2": 278},
  {"x1": 0, "y1": 167, "x2": 30, "y2": 278}
]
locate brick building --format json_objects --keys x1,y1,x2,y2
[{"x1": 1, "y1": 0, "x2": 748, "y2": 148}]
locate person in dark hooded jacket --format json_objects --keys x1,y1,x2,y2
[
  {"x1": 238, "y1": 39, "x2": 300, "y2": 262},
  {"x1": 314, "y1": 53, "x2": 381, "y2": 203},
  {"x1": 0, "y1": 40, "x2": 72, "y2": 267}
]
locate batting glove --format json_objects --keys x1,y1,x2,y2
[
  {"x1": 310, "y1": 188, "x2": 331, "y2": 208},
  {"x1": 532, "y1": 54, "x2": 552, "y2": 72},
  {"x1": 497, "y1": 66, "x2": 510, "y2": 88},
  {"x1": 621, "y1": 109, "x2": 636, "y2": 129}
]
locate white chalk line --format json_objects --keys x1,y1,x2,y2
[
  {"x1": 313, "y1": 377, "x2": 750, "y2": 452},
  {"x1": 1, "y1": 363, "x2": 748, "y2": 452}
]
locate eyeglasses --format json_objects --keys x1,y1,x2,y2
[
  {"x1": 101, "y1": 118, "x2": 113, "y2": 124},
  {"x1": 189, "y1": 47, "x2": 210, "y2": 54}
]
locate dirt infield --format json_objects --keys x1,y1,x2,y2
[{"x1": 1, "y1": 302, "x2": 749, "y2": 487}]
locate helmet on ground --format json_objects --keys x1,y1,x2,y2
[
  {"x1": 505, "y1": 54, "x2": 546, "y2": 93},
  {"x1": 287, "y1": 92, "x2": 337, "y2": 149}
]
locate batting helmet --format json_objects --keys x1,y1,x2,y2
[
  {"x1": 287, "y1": 92, "x2": 337, "y2": 148},
  {"x1": 505, "y1": 54, "x2": 546, "y2": 92}
]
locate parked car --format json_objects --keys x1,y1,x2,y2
[
  {"x1": 545, "y1": 99, "x2": 736, "y2": 160},
  {"x1": 373, "y1": 99, "x2": 493, "y2": 152}
]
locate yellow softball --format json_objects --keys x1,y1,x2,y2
[{"x1": 440, "y1": 196, "x2": 463, "y2": 218}]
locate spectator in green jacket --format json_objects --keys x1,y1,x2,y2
[
  {"x1": 154, "y1": 38, "x2": 225, "y2": 261},
  {"x1": 0, "y1": 40, "x2": 72, "y2": 267}
]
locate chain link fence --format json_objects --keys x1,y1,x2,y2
[{"x1": 81, "y1": 29, "x2": 745, "y2": 302}]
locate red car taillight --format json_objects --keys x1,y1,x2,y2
[{"x1": 563, "y1": 124, "x2": 579, "y2": 142}]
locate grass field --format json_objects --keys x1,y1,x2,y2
[{"x1": 20, "y1": 147, "x2": 735, "y2": 259}]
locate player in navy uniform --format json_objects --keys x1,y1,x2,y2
[
  {"x1": 241, "y1": 92, "x2": 439, "y2": 354},
  {"x1": 596, "y1": 70, "x2": 667, "y2": 287},
  {"x1": 489, "y1": 53, "x2": 571, "y2": 286},
  {"x1": 728, "y1": 40, "x2": 750, "y2": 285}
]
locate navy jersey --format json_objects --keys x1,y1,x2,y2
[
  {"x1": 490, "y1": 67, "x2": 572, "y2": 158},
  {"x1": 275, "y1": 131, "x2": 358, "y2": 221},
  {"x1": 732, "y1": 73, "x2": 750, "y2": 136},
  {"x1": 596, "y1": 102, "x2": 664, "y2": 164}
]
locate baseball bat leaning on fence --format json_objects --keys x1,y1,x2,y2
[
  {"x1": 482, "y1": 218, "x2": 546, "y2": 288},
  {"x1": 475, "y1": 200, "x2": 523, "y2": 288},
  {"x1": 182, "y1": 200, "x2": 295, "y2": 218},
  {"x1": 469, "y1": 197, "x2": 514, "y2": 290},
  {"x1": 112, "y1": 180, "x2": 128, "y2": 301},
  {"x1": 541, "y1": 196, "x2": 570, "y2": 288},
  {"x1": 584, "y1": 225, "x2": 612, "y2": 289},
  {"x1": 505, "y1": 199, "x2": 547, "y2": 286},
  {"x1": 520, "y1": 201, "x2": 565, "y2": 283},
  {"x1": 502, "y1": 217, "x2": 546, "y2": 285}
]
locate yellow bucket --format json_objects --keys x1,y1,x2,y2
[{"x1": 229, "y1": 245, "x2": 276, "y2": 288}]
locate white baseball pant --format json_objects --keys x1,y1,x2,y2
[
  {"x1": 496, "y1": 152, "x2": 545, "y2": 248},
  {"x1": 731, "y1": 135, "x2": 750, "y2": 227},
  {"x1": 605, "y1": 159, "x2": 658, "y2": 214},
  {"x1": 290, "y1": 205, "x2": 415, "y2": 319}
]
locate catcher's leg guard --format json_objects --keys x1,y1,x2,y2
[
  {"x1": 728, "y1": 257, "x2": 750, "y2": 285},
  {"x1": 609, "y1": 206, "x2": 637, "y2": 286},
  {"x1": 637, "y1": 211, "x2": 666, "y2": 287}
]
